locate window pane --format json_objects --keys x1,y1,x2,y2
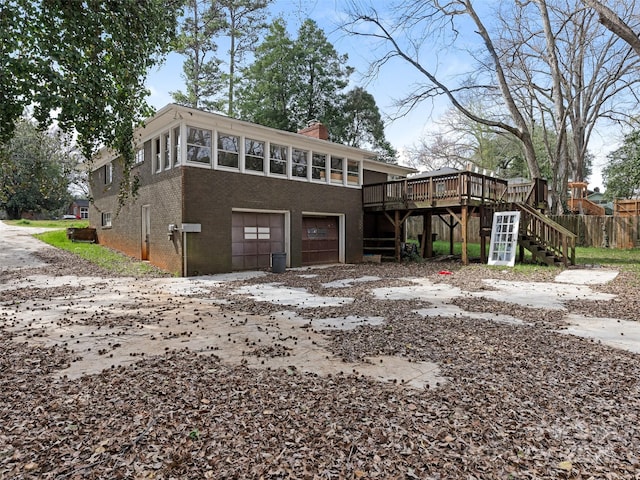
[
  {"x1": 186, "y1": 127, "x2": 212, "y2": 164},
  {"x1": 292, "y1": 148, "x2": 308, "y2": 178},
  {"x1": 218, "y1": 151, "x2": 239, "y2": 168},
  {"x1": 104, "y1": 163, "x2": 113, "y2": 185},
  {"x1": 187, "y1": 145, "x2": 211, "y2": 163},
  {"x1": 312, "y1": 153, "x2": 326, "y2": 180},
  {"x1": 270, "y1": 144, "x2": 288, "y2": 175},
  {"x1": 163, "y1": 134, "x2": 170, "y2": 169},
  {"x1": 218, "y1": 133, "x2": 240, "y2": 168},
  {"x1": 218, "y1": 134, "x2": 239, "y2": 152},
  {"x1": 330, "y1": 156, "x2": 343, "y2": 183},
  {"x1": 172, "y1": 127, "x2": 181, "y2": 165},
  {"x1": 187, "y1": 126, "x2": 212, "y2": 147},
  {"x1": 245, "y1": 138, "x2": 265, "y2": 172},
  {"x1": 154, "y1": 138, "x2": 161, "y2": 172},
  {"x1": 347, "y1": 160, "x2": 359, "y2": 185}
]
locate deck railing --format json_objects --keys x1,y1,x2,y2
[
  {"x1": 363, "y1": 172, "x2": 509, "y2": 208},
  {"x1": 505, "y1": 178, "x2": 548, "y2": 208}
]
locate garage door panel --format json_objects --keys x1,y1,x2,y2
[
  {"x1": 302, "y1": 216, "x2": 339, "y2": 265},
  {"x1": 232, "y1": 212, "x2": 285, "y2": 271},
  {"x1": 258, "y1": 242, "x2": 273, "y2": 254}
]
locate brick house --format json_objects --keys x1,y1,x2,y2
[
  {"x1": 89, "y1": 104, "x2": 414, "y2": 276},
  {"x1": 67, "y1": 199, "x2": 90, "y2": 219}
]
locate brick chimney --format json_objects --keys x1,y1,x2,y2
[{"x1": 297, "y1": 121, "x2": 329, "y2": 140}]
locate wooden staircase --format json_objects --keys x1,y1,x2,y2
[{"x1": 514, "y1": 203, "x2": 576, "y2": 266}]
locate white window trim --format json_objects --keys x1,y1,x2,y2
[
  {"x1": 153, "y1": 137, "x2": 161, "y2": 173},
  {"x1": 101, "y1": 212, "x2": 112, "y2": 228},
  {"x1": 134, "y1": 147, "x2": 145, "y2": 165},
  {"x1": 243, "y1": 137, "x2": 267, "y2": 176},
  {"x1": 172, "y1": 125, "x2": 183, "y2": 167},
  {"x1": 215, "y1": 130, "x2": 241, "y2": 172},
  {"x1": 104, "y1": 162, "x2": 113, "y2": 185},
  {"x1": 153, "y1": 122, "x2": 365, "y2": 187},
  {"x1": 310, "y1": 152, "x2": 328, "y2": 184},
  {"x1": 185, "y1": 125, "x2": 213, "y2": 167}
]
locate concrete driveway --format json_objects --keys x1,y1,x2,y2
[
  {"x1": 0, "y1": 220, "x2": 637, "y2": 389},
  {"x1": 0, "y1": 220, "x2": 57, "y2": 270}
]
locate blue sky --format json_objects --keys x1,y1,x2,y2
[{"x1": 145, "y1": 0, "x2": 615, "y2": 188}]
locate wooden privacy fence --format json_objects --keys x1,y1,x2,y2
[
  {"x1": 407, "y1": 215, "x2": 639, "y2": 249},
  {"x1": 548, "y1": 215, "x2": 639, "y2": 249}
]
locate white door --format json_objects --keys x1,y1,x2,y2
[{"x1": 141, "y1": 205, "x2": 151, "y2": 261}]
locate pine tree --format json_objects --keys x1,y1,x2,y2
[
  {"x1": 236, "y1": 18, "x2": 297, "y2": 130},
  {"x1": 171, "y1": 0, "x2": 225, "y2": 111},
  {"x1": 217, "y1": 0, "x2": 272, "y2": 116}
]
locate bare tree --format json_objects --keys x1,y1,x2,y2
[
  {"x1": 343, "y1": 1, "x2": 542, "y2": 180},
  {"x1": 406, "y1": 101, "x2": 528, "y2": 176},
  {"x1": 497, "y1": 0, "x2": 640, "y2": 211},
  {"x1": 582, "y1": 0, "x2": 640, "y2": 56},
  {"x1": 344, "y1": 0, "x2": 640, "y2": 212}
]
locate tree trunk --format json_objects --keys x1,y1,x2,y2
[
  {"x1": 7, "y1": 206, "x2": 20, "y2": 220},
  {"x1": 583, "y1": 0, "x2": 640, "y2": 57}
]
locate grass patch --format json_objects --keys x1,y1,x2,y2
[
  {"x1": 5, "y1": 219, "x2": 89, "y2": 229},
  {"x1": 413, "y1": 239, "x2": 640, "y2": 277},
  {"x1": 575, "y1": 246, "x2": 640, "y2": 274},
  {"x1": 34, "y1": 229, "x2": 168, "y2": 277}
]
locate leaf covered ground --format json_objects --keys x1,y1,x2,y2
[{"x1": 1, "y1": 251, "x2": 640, "y2": 479}]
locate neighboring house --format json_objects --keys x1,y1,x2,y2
[
  {"x1": 89, "y1": 104, "x2": 414, "y2": 276},
  {"x1": 587, "y1": 191, "x2": 614, "y2": 215},
  {"x1": 67, "y1": 199, "x2": 90, "y2": 219}
]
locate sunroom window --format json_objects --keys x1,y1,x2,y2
[
  {"x1": 218, "y1": 133, "x2": 240, "y2": 168},
  {"x1": 330, "y1": 156, "x2": 344, "y2": 184},
  {"x1": 270, "y1": 144, "x2": 288, "y2": 176},
  {"x1": 172, "y1": 127, "x2": 181, "y2": 166},
  {"x1": 154, "y1": 137, "x2": 161, "y2": 172},
  {"x1": 347, "y1": 160, "x2": 360, "y2": 185},
  {"x1": 245, "y1": 138, "x2": 265, "y2": 172},
  {"x1": 104, "y1": 162, "x2": 113, "y2": 185},
  {"x1": 312, "y1": 153, "x2": 326, "y2": 180},
  {"x1": 186, "y1": 126, "x2": 212, "y2": 164},
  {"x1": 292, "y1": 148, "x2": 308, "y2": 178},
  {"x1": 162, "y1": 133, "x2": 170, "y2": 169}
]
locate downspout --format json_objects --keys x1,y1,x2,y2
[{"x1": 183, "y1": 230, "x2": 188, "y2": 277}]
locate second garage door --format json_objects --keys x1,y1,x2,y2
[
  {"x1": 302, "y1": 216, "x2": 339, "y2": 265},
  {"x1": 232, "y1": 212, "x2": 285, "y2": 271}
]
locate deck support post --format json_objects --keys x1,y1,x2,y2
[
  {"x1": 421, "y1": 212, "x2": 433, "y2": 258},
  {"x1": 461, "y1": 205, "x2": 469, "y2": 265},
  {"x1": 449, "y1": 215, "x2": 455, "y2": 254},
  {"x1": 394, "y1": 210, "x2": 401, "y2": 261},
  {"x1": 384, "y1": 210, "x2": 412, "y2": 262},
  {"x1": 444, "y1": 209, "x2": 461, "y2": 256}
]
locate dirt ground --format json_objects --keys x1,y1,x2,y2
[{"x1": 2, "y1": 239, "x2": 640, "y2": 479}]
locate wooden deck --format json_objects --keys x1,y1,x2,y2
[
  {"x1": 362, "y1": 173, "x2": 573, "y2": 266},
  {"x1": 363, "y1": 171, "x2": 509, "y2": 211}
]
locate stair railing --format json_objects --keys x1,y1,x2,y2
[{"x1": 516, "y1": 202, "x2": 576, "y2": 266}]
